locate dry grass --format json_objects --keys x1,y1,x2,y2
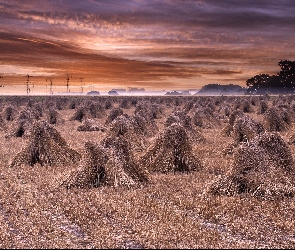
[{"x1": 0, "y1": 95, "x2": 295, "y2": 248}]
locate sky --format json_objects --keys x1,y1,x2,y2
[{"x1": 0, "y1": 0, "x2": 295, "y2": 93}]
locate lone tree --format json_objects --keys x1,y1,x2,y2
[
  {"x1": 278, "y1": 60, "x2": 295, "y2": 86},
  {"x1": 246, "y1": 74, "x2": 271, "y2": 94}
]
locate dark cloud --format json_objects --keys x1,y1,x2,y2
[
  {"x1": 0, "y1": 32, "x2": 208, "y2": 83},
  {"x1": 0, "y1": 0, "x2": 294, "y2": 90}
]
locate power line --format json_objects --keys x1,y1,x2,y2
[{"x1": 66, "y1": 74, "x2": 72, "y2": 92}]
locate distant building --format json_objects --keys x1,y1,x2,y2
[
  {"x1": 165, "y1": 90, "x2": 191, "y2": 95},
  {"x1": 87, "y1": 91, "x2": 100, "y2": 95},
  {"x1": 128, "y1": 87, "x2": 145, "y2": 92},
  {"x1": 108, "y1": 90, "x2": 119, "y2": 95},
  {"x1": 111, "y1": 88, "x2": 126, "y2": 93},
  {"x1": 165, "y1": 90, "x2": 181, "y2": 95},
  {"x1": 180, "y1": 90, "x2": 191, "y2": 95}
]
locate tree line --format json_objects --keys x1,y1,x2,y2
[{"x1": 246, "y1": 60, "x2": 295, "y2": 94}]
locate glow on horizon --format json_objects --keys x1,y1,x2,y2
[{"x1": 0, "y1": 1, "x2": 294, "y2": 91}]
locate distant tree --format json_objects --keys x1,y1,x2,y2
[
  {"x1": 246, "y1": 60, "x2": 295, "y2": 94},
  {"x1": 246, "y1": 74, "x2": 270, "y2": 93},
  {"x1": 278, "y1": 60, "x2": 295, "y2": 88},
  {"x1": 267, "y1": 75, "x2": 281, "y2": 88},
  {"x1": 197, "y1": 83, "x2": 245, "y2": 95}
]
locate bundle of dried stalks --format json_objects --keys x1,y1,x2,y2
[
  {"x1": 210, "y1": 132, "x2": 295, "y2": 200},
  {"x1": 256, "y1": 100, "x2": 269, "y2": 114},
  {"x1": 173, "y1": 97, "x2": 183, "y2": 106},
  {"x1": 272, "y1": 96, "x2": 286, "y2": 107},
  {"x1": 139, "y1": 123, "x2": 203, "y2": 173},
  {"x1": 70, "y1": 101, "x2": 106, "y2": 122},
  {"x1": 133, "y1": 101, "x2": 161, "y2": 137},
  {"x1": 30, "y1": 102, "x2": 43, "y2": 118},
  {"x1": 135, "y1": 101, "x2": 163, "y2": 119},
  {"x1": 3, "y1": 104, "x2": 18, "y2": 121},
  {"x1": 130, "y1": 97, "x2": 139, "y2": 106},
  {"x1": 231, "y1": 115, "x2": 265, "y2": 144},
  {"x1": 205, "y1": 101, "x2": 217, "y2": 112},
  {"x1": 163, "y1": 97, "x2": 173, "y2": 107},
  {"x1": 261, "y1": 93, "x2": 270, "y2": 101},
  {"x1": 133, "y1": 113, "x2": 159, "y2": 138},
  {"x1": 68, "y1": 98, "x2": 80, "y2": 109},
  {"x1": 5, "y1": 119, "x2": 31, "y2": 138},
  {"x1": 56, "y1": 98, "x2": 66, "y2": 110},
  {"x1": 280, "y1": 106, "x2": 295, "y2": 124},
  {"x1": 70, "y1": 106, "x2": 86, "y2": 122},
  {"x1": 228, "y1": 110, "x2": 245, "y2": 127},
  {"x1": 105, "y1": 108, "x2": 123, "y2": 125},
  {"x1": 239, "y1": 99, "x2": 254, "y2": 113},
  {"x1": 77, "y1": 118, "x2": 106, "y2": 132},
  {"x1": 5, "y1": 107, "x2": 41, "y2": 138},
  {"x1": 105, "y1": 114, "x2": 148, "y2": 152},
  {"x1": 220, "y1": 125, "x2": 232, "y2": 138},
  {"x1": 90, "y1": 101, "x2": 107, "y2": 119},
  {"x1": 222, "y1": 115, "x2": 264, "y2": 155},
  {"x1": 62, "y1": 138, "x2": 150, "y2": 188},
  {"x1": 165, "y1": 110, "x2": 205, "y2": 143},
  {"x1": 46, "y1": 108, "x2": 65, "y2": 125},
  {"x1": 217, "y1": 104, "x2": 231, "y2": 120},
  {"x1": 119, "y1": 98, "x2": 131, "y2": 109},
  {"x1": 0, "y1": 114, "x2": 7, "y2": 131},
  {"x1": 290, "y1": 100, "x2": 295, "y2": 112},
  {"x1": 221, "y1": 110, "x2": 245, "y2": 137},
  {"x1": 250, "y1": 96, "x2": 260, "y2": 106},
  {"x1": 44, "y1": 100, "x2": 57, "y2": 110},
  {"x1": 9, "y1": 120, "x2": 81, "y2": 167},
  {"x1": 263, "y1": 107, "x2": 290, "y2": 132},
  {"x1": 183, "y1": 100, "x2": 194, "y2": 113},
  {"x1": 192, "y1": 108, "x2": 221, "y2": 129},
  {"x1": 103, "y1": 136, "x2": 150, "y2": 186},
  {"x1": 287, "y1": 127, "x2": 295, "y2": 144},
  {"x1": 104, "y1": 98, "x2": 114, "y2": 109}
]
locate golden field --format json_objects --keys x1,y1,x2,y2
[{"x1": 0, "y1": 95, "x2": 295, "y2": 248}]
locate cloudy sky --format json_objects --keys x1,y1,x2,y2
[{"x1": 0, "y1": 0, "x2": 294, "y2": 92}]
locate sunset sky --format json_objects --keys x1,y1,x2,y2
[{"x1": 0, "y1": 0, "x2": 295, "y2": 93}]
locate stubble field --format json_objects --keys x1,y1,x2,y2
[{"x1": 0, "y1": 94, "x2": 295, "y2": 248}]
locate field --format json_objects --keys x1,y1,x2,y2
[{"x1": 0, "y1": 94, "x2": 295, "y2": 248}]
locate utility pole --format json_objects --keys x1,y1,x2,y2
[
  {"x1": 0, "y1": 75, "x2": 3, "y2": 88},
  {"x1": 25, "y1": 74, "x2": 33, "y2": 95},
  {"x1": 46, "y1": 78, "x2": 54, "y2": 95},
  {"x1": 66, "y1": 74, "x2": 72, "y2": 93},
  {"x1": 79, "y1": 77, "x2": 84, "y2": 93}
]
